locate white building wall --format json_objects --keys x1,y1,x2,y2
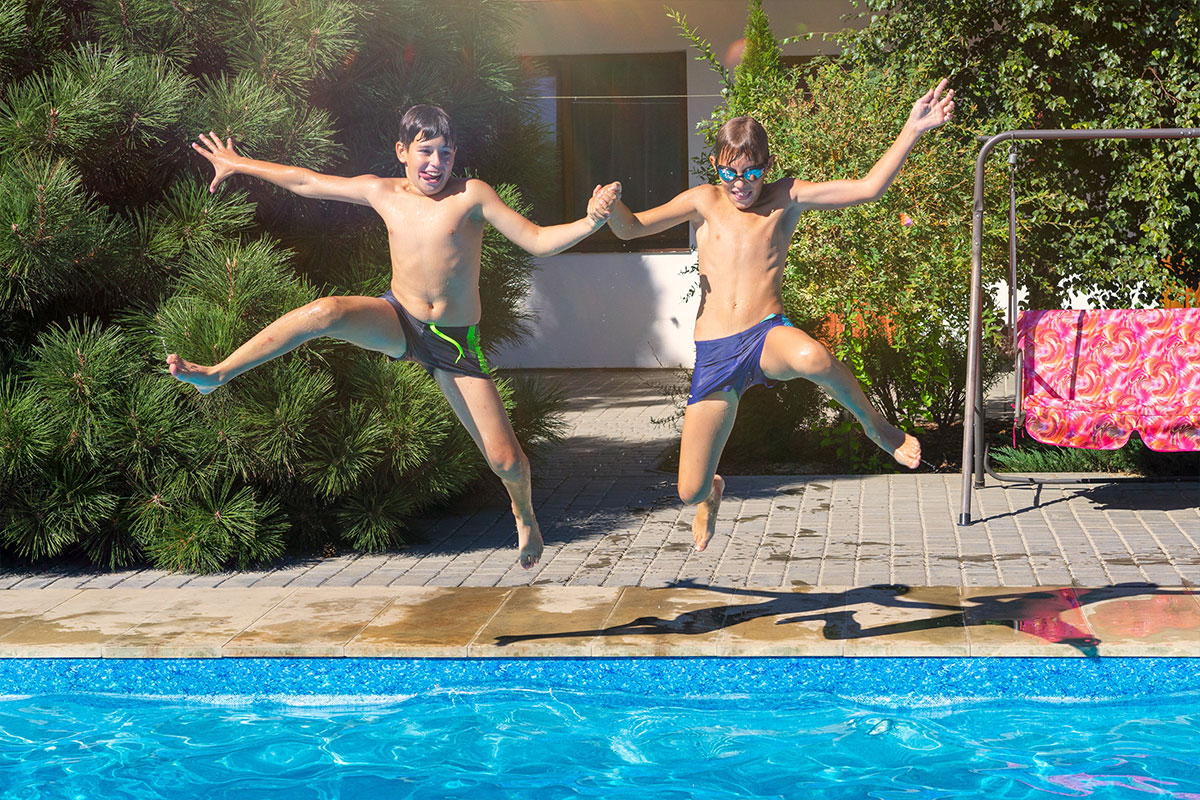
[
  {"x1": 498, "y1": 251, "x2": 698, "y2": 368},
  {"x1": 495, "y1": 0, "x2": 853, "y2": 368}
]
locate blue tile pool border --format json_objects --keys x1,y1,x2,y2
[{"x1": 3, "y1": 657, "x2": 1199, "y2": 703}]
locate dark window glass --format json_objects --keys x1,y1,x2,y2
[{"x1": 534, "y1": 52, "x2": 690, "y2": 252}]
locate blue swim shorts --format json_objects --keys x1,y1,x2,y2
[
  {"x1": 687, "y1": 314, "x2": 794, "y2": 404},
  {"x1": 380, "y1": 290, "x2": 490, "y2": 378}
]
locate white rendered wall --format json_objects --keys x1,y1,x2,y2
[
  {"x1": 494, "y1": 0, "x2": 853, "y2": 368},
  {"x1": 498, "y1": 251, "x2": 699, "y2": 368}
]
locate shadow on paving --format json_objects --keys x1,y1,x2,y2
[
  {"x1": 538, "y1": 433, "x2": 676, "y2": 470},
  {"x1": 561, "y1": 394, "x2": 678, "y2": 414},
  {"x1": 977, "y1": 479, "x2": 1200, "y2": 522},
  {"x1": 404, "y1": 480, "x2": 683, "y2": 558},
  {"x1": 1080, "y1": 481, "x2": 1200, "y2": 512},
  {"x1": 492, "y1": 581, "x2": 1197, "y2": 656}
]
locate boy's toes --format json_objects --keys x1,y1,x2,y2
[{"x1": 894, "y1": 434, "x2": 921, "y2": 470}]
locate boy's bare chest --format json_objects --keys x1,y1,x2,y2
[
  {"x1": 376, "y1": 194, "x2": 481, "y2": 245},
  {"x1": 700, "y1": 205, "x2": 793, "y2": 257}
]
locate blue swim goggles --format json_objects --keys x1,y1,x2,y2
[{"x1": 715, "y1": 163, "x2": 767, "y2": 183}]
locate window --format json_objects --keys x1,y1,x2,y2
[{"x1": 532, "y1": 52, "x2": 690, "y2": 252}]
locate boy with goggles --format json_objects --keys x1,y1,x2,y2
[
  {"x1": 168, "y1": 104, "x2": 621, "y2": 569},
  {"x1": 607, "y1": 80, "x2": 954, "y2": 551}
]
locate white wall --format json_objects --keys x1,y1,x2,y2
[
  {"x1": 494, "y1": 0, "x2": 853, "y2": 368},
  {"x1": 499, "y1": 251, "x2": 699, "y2": 367}
]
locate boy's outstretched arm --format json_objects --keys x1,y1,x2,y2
[
  {"x1": 192, "y1": 132, "x2": 381, "y2": 206},
  {"x1": 476, "y1": 179, "x2": 622, "y2": 257},
  {"x1": 607, "y1": 186, "x2": 703, "y2": 240},
  {"x1": 791, "y1": 78, "x2": 955, "y2": 211}
]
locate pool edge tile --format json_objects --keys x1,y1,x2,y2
[
  {"x1": 1, "y1": 583, "x2": 1199, "y2": 659},
  {"x1": 582, "y1": 587, "x2": 732, "y2": 658},
  {"x1": 1079, "y1": 586, "x2": 1200, "y2": 657},
  {"x1": 840, "y1": 586, "x2": 971, "y2": 658},
  {"x1": 347, "y1": 587, "x2": 514, "y2": 658},
  {"x1": 104, "y1": 587, "x2": 295, "y2": 659},
  {"x1": 469, "y1": 586, "x2": 623, "y2": 657},
  {"x1": 963, "y1": 586, "x2": 1099, "y2": 658},
  {"x1": 0, "y1": 589, "x2": 187, "y2": 658},
  {"x1": 716, "y1": 585, "x2": 850, "y2": 657},
  {"x1": 221, "y1": 587, "x2": 398, "y2": 658}
]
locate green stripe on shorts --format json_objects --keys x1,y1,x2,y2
[{"x1": 467, "y1": 325, "x2": 489, "y2": 375}]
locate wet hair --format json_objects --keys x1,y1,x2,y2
[
  {"x1": 713, "y1": 116, "x2": 769, "y2": 165},
  {"x1": 399, "y1": 104, "x2": 456, "y2": 148}
]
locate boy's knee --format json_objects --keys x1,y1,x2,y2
[
  {"x1": 488, "y1": 447, "x2": 528, "y2": 481},
  {"x1": 794, "y1": 340, "x2": 835, "y2": 375},
  {"x1": 678, "y1": 481, "x2": 709, "y2": 506},
  {"x1": 307, "y1": 297, "x2": 348, "y2": 330}
]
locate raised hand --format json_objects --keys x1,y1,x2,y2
[
  {"x1": 191, "y1": 131, "x2": 243, "y2": 193},
  {"x1": 587, "y1": 180, "x2": 622, "y2": 223},
  {"x1": 908, "y1": 78, "x2": 955, "y2": 133}
]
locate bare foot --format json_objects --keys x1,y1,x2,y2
[
  {"x1": 516, "y1": 514, "x2": 543, "y2": 569},
  {"x1": 867, "y1": 423, "x2": 921, "y2": 469},
  {"x1": 892, "y1": 432, "x2": 922, "y2": 469},
  {"x1": 692, "y1": 474, "x2": 724, "y2": 551},
  {"x1": 166, "y1": 353, "x2": 223, "y2": 394}
]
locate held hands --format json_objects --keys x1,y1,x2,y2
[
  {"x1": 587, "y1": 181, "x2": 622, "y2": 225},
  {"x1": 907, "y1": 78, "x2": 955, "y2": 134},
  {"x1": 191, "y1": 132, "x2": 242, "y2": 193}
]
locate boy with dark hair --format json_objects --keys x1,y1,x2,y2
[
  {"x1": 606, "y1": 81, "x2": 954, "y2": 551},
  {"x1": 168, "y1": 104, "x2": 621, "y2": 568}
]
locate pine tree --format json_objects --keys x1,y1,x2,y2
[
  {"x1": 730, "y1": 0, "x2": 783, "y2": 111},
  {"x1": 0, "y1": 0, "x2": 561, "y2": 571}
]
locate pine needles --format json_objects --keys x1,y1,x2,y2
[{"x1": 0, "y1": 0, "x2": 562, "y2": 572}]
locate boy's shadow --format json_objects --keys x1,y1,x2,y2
[{"x1": 492, "y1": 581, "x2": 1191, "y2": 656}]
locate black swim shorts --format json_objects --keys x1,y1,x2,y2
[{"x1": 380, "y1": 290, "x2": 490, "y2": 378}]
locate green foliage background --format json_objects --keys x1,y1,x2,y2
[
  {"x1": 671, "y1": 0, "x2": 1010, "y2": 467},
  {"x1": 0, "y1": 0, "x2": 562, "y2": 571},
  {"x1": 669, "y1": 0, "x2": 1197, "y2": 470},
  {"x1": 834, "y1": 0, "x2": 1200, "y2": 308}
]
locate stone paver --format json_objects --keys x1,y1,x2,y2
[
  {"x1": 2, "y1": 369, "x2": 1197, "y2": 590},
  {"x1": 3, "y1": 584, "x2": 1197, "y2": 658}
]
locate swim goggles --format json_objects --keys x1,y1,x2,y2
[{"x1": 714, "y1": 163, "x2": 767, "y2": 183}]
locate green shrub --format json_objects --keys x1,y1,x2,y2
[
  {"x1": 669, "y1": 1, "x2": 1009, "y2": 469},
  {"x1": 832, "y1": 0, "x2": 1200, "y2": 310},
  {"x1": 990, "y1": 439, "x2": 1200, "y2": 477}
]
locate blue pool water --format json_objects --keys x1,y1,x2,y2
[{"x1": 1, "y1": 659, "x2": 1199, "y2": 799}]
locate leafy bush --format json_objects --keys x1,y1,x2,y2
[
  {"x1": 832, "y1": 0, "x2": 1200, "y2": 309},
  {"x1": 670, "y1": 1, "x2": 1009, "y2": 467}
]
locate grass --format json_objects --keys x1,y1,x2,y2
[{"x1": 989, "y1": 437, "x2": 1200, "y2": 477}]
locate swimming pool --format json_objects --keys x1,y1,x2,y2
[{"x1": 2, "y1": 658, "x2": 1199, "y2": 799}]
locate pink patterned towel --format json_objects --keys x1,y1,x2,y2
[{"x1": 1017, "y1": 309, "x2": 1200, "y2": 451}]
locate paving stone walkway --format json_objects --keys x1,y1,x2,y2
[{"x1": 3, "y1": 370, "x2": 1198, "y2": 591}]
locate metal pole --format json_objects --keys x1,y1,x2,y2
[
  {"x1": 974, "y1": 128, "x2": 1200, "y2": 143},
  {"x1": 957, "y1": 127, "x2": 1200, "y2": 526},
  {"x1": 972, "y1": 152, "x2": 1017, "y2": 487},
  {"x1": 959, "y1": 134, "x2": 1005, "y2": 525},
  {"x1": 980, "y1": 147, "x2": 1018, "y2": 484},
  {"x1": 1009, "y1": 148, "x2": 1024, "y2": 427},
  {"x1": 1008, "y1": 149, "x2": 1019, "y2": 346}
]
